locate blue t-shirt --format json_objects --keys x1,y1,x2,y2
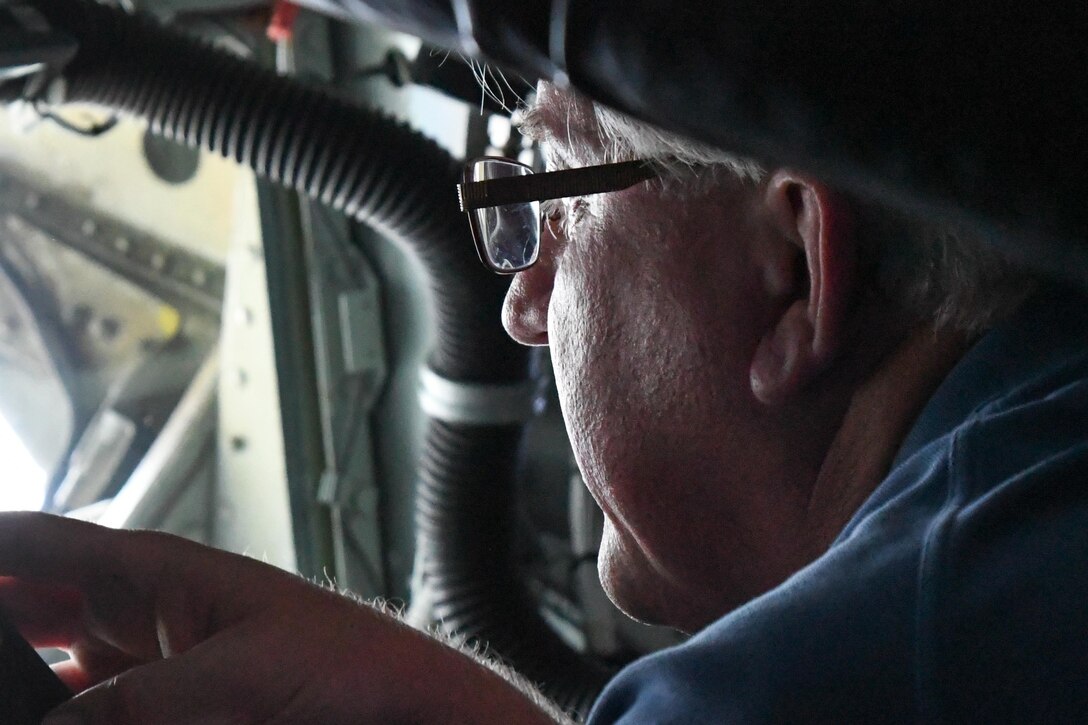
[{"x1": 589, "y1": 290, "x2": 1088, "y2": 724}]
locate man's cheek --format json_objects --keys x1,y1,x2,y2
[{"x1": 548, "y1": 276, "x2": 600, "y2": 412}]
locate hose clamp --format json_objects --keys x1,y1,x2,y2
[{"x1": 418, "y1": 366, "x2": 539, "y2": 425}]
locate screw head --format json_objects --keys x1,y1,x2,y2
[
  {"x1": 94, "y1": 316, "x2": 121, "y2": 341},
  {"x1": 0, "y1": 316, "x2": 20, "y2": 340}
]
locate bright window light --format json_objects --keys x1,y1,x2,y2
[{"x1": 0, "y1": 411, "x2": 46, "y2": 511}]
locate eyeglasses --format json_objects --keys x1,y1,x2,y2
[{"x1": 457, "y1": 157, "x2": 658, "y2": 274}]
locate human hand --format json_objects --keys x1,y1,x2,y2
[{"x1": 0, "y1": 512, "x2": 554, "y2": 724}]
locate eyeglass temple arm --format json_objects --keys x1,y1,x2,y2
[{"x1": 457, "y1": 160, "x2": 656, "y2": 211}]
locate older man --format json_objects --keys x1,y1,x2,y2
[{"x1": 2, "y1": 81, "x2": 1087, "y2": 723}]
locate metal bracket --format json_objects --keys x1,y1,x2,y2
[{"x1": 0, "y1": 169, "x2": 225, "y2": 315}]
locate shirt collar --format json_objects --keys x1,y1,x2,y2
[
  {"x1": 835, "y1": 287, "x2": 1088, "y2": 544},
  {"x1": 893, "y1": 287, "x2": 1088, "y2": 466}
]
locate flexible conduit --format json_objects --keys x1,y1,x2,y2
[{"x1": 28, "y1": 0, "x2": 608, "y2": 716}]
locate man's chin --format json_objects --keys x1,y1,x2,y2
[{"x1": 596, "y1": 523, "x2": 673, "y2": 628}]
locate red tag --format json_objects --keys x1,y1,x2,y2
[{"x1": 267, "y1": 0, "x2": 301, "y2": 42}]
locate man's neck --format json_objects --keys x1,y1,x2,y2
[{"x1": 803, "y1": 324, "x2": 973, "y2": 553}]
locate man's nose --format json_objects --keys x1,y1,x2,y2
[{"x1": 501, "y1": 228, "x2": 558, "y2": 347}]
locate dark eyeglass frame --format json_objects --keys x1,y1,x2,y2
[{"x1": 458, "y1": 156, "x2": 658, "y2": 274}]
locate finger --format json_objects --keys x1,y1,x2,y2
[
  {"x1": 0, "y1": 515, "x2": 195, "y2": 663},
  {"x1": 0, "y1": 513, "x2": 284, "y2": 659},
  {"x1": 51, "y1": 659, "x2": 90, "y2": 693},
  {"x1": 1, "y1": 577, "x2": 146, "y2": 690},
  {"x1": 0, "y1": 517, "x2": 163, "y2": 663},
  {"x1": 42, "y1": 621, "x2": 311, "y2": 725},
  {"x1": 0, "y1": 512, "x2": 207, "y2": 597},
  {"x1": 52, "y1": 644, "x2": 143, "y2": 694},
  {"x1": 0, "y1": 512, "x2": 290, "y2": 613},
  {"x1": 0, "y1": 577, "x2": 84, "y2": 648},
  {"x1": 0, "y1": 512, "x2": 119, "y2": 584}
]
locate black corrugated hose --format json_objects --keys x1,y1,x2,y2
[{"x1": 26, "y1": 0, "x2": 609, "y2": 717}]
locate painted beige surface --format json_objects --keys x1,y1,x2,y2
[{"x1": 0, "y1": 104, "x2": 240, "y2": 264}]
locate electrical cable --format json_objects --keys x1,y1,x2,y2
[{"x1": 32, "y1": 100, "x2": 118, "y2": 137}]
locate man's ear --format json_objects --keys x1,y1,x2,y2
[{"x1": 750, "y1": 170, "x2": 856, "y2": 405}]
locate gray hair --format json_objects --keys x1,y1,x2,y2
[
  {"x1": 522, "y1": 90, "x2": 1035, "y2": 333},
  {"x1": 590, "y1": 103, "x2": 1035, "y2": 333},
  {"x1": 592, "y1": 104, "x2": 766, "y2": 183}
]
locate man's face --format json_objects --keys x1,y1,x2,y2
[{"x1": 503, "y1": 85, "x2": 814, "y2": 631}]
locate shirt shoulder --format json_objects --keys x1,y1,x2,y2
[
  {"x1": 917, "y1": 372, "x2": 1088, "y2": 722},
  {"x1": 590, "y1": 292, "x2": 1088, "y2": 724}
]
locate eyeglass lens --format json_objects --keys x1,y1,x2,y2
[{"x1": 470, "y1": 159, "x2": 541, "y2": 271}]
